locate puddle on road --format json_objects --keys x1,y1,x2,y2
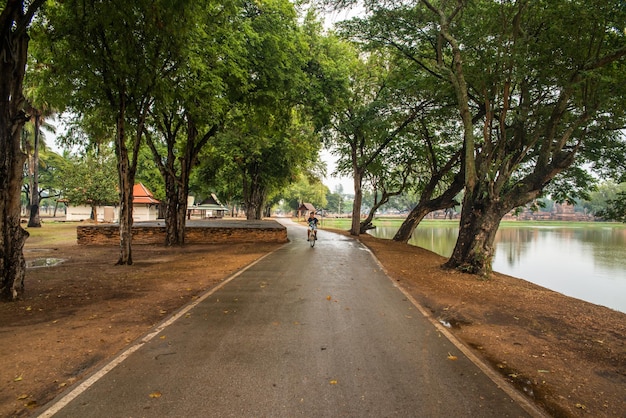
[{"x1": 26, "y1": 258, "x2": 65, "y2": 268}]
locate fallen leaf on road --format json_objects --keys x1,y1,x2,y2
[
  {"x1": 326, "y1": 295, "x2": 332, "y2": 301},
  {"x1": 447, "y1": 352, "x2": 458, "y2": 361},
  {"x1": 149, "y1": 391, "x2": 162, "y2": 398},
  {"x1": 14, "y1": 376, "x2": 23, "y2": 382},
  {"x1": 17, "y1": 394, "x2": 29, "y2": 400},
  {"x1": 329, "y1": 380, "x2": 338, "y2": 385}
]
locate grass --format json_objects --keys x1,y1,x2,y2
[{"x1": 23, "y1": 221, "x2": 79, "y2": 247}]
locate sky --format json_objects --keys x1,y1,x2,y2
[
  {"x1": 320, "y1": 148, "x2": 353, "y2": 194},
  {"x1": 317, "y1": 5, "x2": 363, "y2": 195}
]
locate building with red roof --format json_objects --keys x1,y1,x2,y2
[{"x1": 64, "y1": 183, "x2": 161, "y2": 222}]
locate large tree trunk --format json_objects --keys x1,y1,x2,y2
[
  {"x1": 443, "y1": 188, "x2": 506, "y2": 276},
  {"x1": 393, "y1": 171, "x2": 463, "y2": 243},
  {"x1": 165, "y1": 178, "x2": 189, "y2": 247},
  {"x1": 242, "y1": 169, "x2": 265, "y2": 220},
  {"x1": 255, "y1": 197, "x2": 264, "y2": 220},
  {"x1": 0, "y1": 1, "x2": 42, "y2": 300},
  {"x1": 350, "y1": 170, "x2": 363, "y2": 236},
  {"x1": 359, "y1": 188, "x2": 399, "y2": 234},
  {"x1": 242, "y1": 176, "x2": 254, "y2": 220},
  {"x1": 162, "y1": 177, "x2": 187, "y2": 246},
  {"x1": 0, "y1": 1, "x2": 41, "y2": 300},
  {"x1": 163, "y1": 174, "x2": 179, "y2": 246},
  {"x1": 172, "y1": 125, "x2": 196, "y2": 245},
  {"x1": 393, "y1": 205, "x2": 432, "y2": 242},
  {"x1": 0, "y1": 115, "x2": 30, "y2": 299},
  {"x1": 91, "y1": 205, "x2": 99, "y2": 224},
  {"x1": 173, "y1": 179, "x2": 189, "y2": 245},
  {"x1": 115, "y1": 110, "x2": 134, "y2": 266},
  {"x1": 150, "y1": 117, "x2": 218, "y2": 245},
  {"x1": 359, "y1": 207, "x2": 377, "y2": 234},
  {"x1": 28, "y1": 112, "x2": 42, "y2": 227},
  {"x1": 160, "y1": 163, "x2": 189, "y2": 247}
]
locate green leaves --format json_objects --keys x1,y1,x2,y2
[
  {"x1": 596, "y1": 191, "x2": 626, "y2": 222},
  {"x1": 61, "y1": 147, "x2": 118, "y2": 207}
]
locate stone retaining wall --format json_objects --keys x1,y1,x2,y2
[{"x1": 76, "y1": 220, "x2": 288, "y2": 245}]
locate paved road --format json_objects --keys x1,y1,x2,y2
[{"x1": 38, "y1": 221, "x2": 540, "y2": 417}]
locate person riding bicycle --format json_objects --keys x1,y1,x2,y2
[{"x1": 307, "y1": 211, "x2": 318, "y2": 241}]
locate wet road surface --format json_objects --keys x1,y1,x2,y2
[{"x1": 37, "y1": 220, "x2": 540, "y2": 417}]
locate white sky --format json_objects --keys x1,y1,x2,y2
[{"x1": 320, "y1": 148, "x2": 353, "y2": 194}]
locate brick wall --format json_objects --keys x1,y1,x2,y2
[{"x1": 77, "y1": 222, "x2": 288, "y2": 245}]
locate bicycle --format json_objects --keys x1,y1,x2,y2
[{"x1": 308, "y1": 223, "x2": 317, "y2": 247}]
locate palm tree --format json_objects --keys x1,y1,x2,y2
[{"x1": 23, "y1": 98, "x2": 56, "y2": 227}]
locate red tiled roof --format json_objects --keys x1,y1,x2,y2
[{"x1": 133, "y1": 183, "x2": 160, "y2": 204}]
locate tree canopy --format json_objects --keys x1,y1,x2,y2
[{"x1": 333, "y1": 0, "x2": 626, "y2": 274}]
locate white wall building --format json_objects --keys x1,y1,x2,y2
[{"x1": 64, "y1": 183, "x2": 160, "y2": 222}]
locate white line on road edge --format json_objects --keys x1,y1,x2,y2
[
  {"x1": 35, "y1": 247, "x2": 283, "y2": 418},
  {"x1": 358, "y1": 241, "x2": 549, "y2": 418}
]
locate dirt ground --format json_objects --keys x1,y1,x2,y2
[{"x1": 0, "y1": 222, "x2": 624, "y2": 417}]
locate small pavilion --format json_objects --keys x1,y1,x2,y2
[
  {"x1": 297, "y1": 202, "x2": 316, "y2": 219},
  {"x1": 130, "y1": 183, "x2": 160, "y2": 221},
  {"x1": 188, "y1": 194, "x2": 228, "y2": 219}
]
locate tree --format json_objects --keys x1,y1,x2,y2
[
  {"x1": 429, "y1": 0, "x2": 626, "y2": 274},
  {"x1": 325, "y1": 51, "x2": 431, "y2": 235},
  {"x1": 325, "y1": 189, "x2": 343, "y2": 214},
  {"x1": 220, "y1": 105, "x2": 319, "y2": 219},
  {"x1": 22, "y1": 96, "x2": 55, "y2": 227},
  {"x1": 193, "y1": 147, "x2": 244, "y2": 217},
  {"x1": 61, "y1": 148, "x2": 118, "y2": 222},
  {"x1": 144, "y1": 0, "x2": 248, "y2": 245},
  {"x1": 36, "y1": 149, "x2": 68, "y2": 216},
  {"x1": 276, "y1": 174, "x2": 329, "y2": 213},
  {"x1": 392, "y1": 120, "x2": 464, "y2": 243},
  {"x1": 358, "y1": 141, "x2": 413, "y2": 233},
  {"x1": 582, "y1": 181, "x2": 625, "y2": 215},
  {"x1": 214, "y1": 0, "x2": 320, "y2": 220},
  {"x1": 0, "y1": 0, "x2": 46, "y2": 300},
  {"x1": 39, "y1": 0, "x2": 189, "y2": 264},
  {"x1": 337, "y1": 0, "x2": 626, "y2": 274},
  {"x1": 596, "y1": 192, "x2": 626, "y2": 222}
]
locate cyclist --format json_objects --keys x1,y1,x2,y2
[{"x1": 307, "y1": 211, "x2": 319, "y2": 241}]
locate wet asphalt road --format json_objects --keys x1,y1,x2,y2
[{"x1": 38, "y1": 220, "x2": 538, "y2": 417}]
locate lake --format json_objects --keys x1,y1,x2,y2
[{"x1": 367, "y1": 223, "x2": 626, "y2": 313}]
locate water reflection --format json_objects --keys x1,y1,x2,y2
[
  {"x1": 368, "y1": 224, "x2": 626, "y2": 313},
  {"x1": 26, "y1": 258, "x2": 65, "y2": 268}
]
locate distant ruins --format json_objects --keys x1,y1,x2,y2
[{"x1": 425, "y1": 202, "x2": 595, "y2": 221}]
